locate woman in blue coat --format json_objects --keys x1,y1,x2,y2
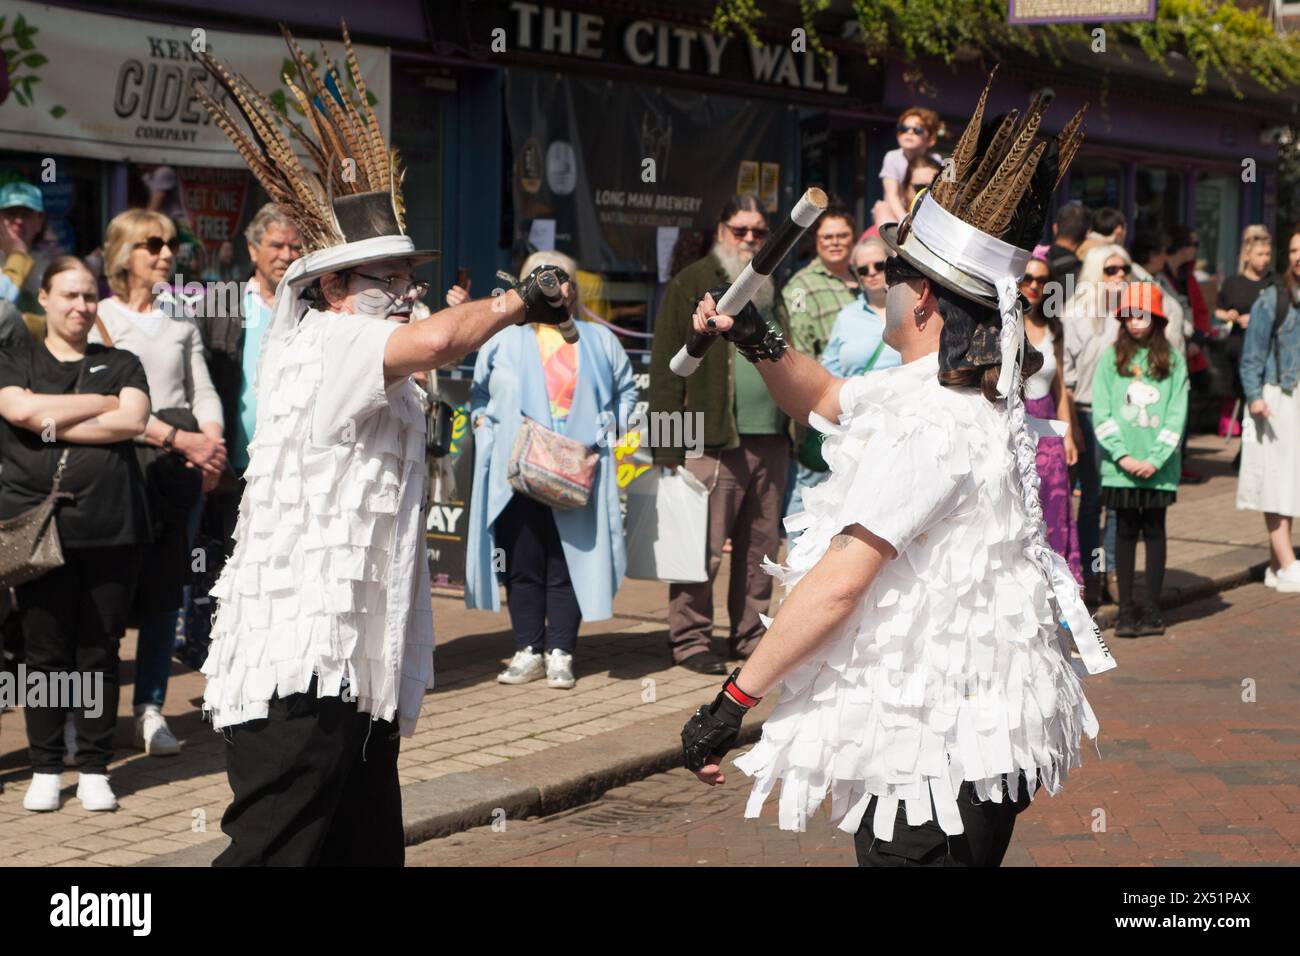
[{"x1": 462, "y1": 252, "x2": 639, "y2": 689}]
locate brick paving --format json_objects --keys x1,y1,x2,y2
[
  {"x1": 408, "y1": 581, "x2": 1300, "y2": 867},
  {"x1": 0, "y1": 434, "x2": 1294, "y2": 865}
]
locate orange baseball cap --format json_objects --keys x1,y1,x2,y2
[{"x1": 1114, "y1": 281, "x2": 1166, "y2": 321}]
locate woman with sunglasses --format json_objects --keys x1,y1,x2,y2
[
  {"x1": 879, "y1": 107, "x2": 942, "y2": 223},
  {"x1": 93, "y1": 208, "x2": 226, "y2": 759},
  {"x1": 1020, "y1": 252, "x2": 1082, "y2": 584},
  {"x1": 1062, "y1": 243, "x2": 1133, "y2": 606},
  {"x1": 821, "y1": 237, "x2": 900, "y2": 378}
]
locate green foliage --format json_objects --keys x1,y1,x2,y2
[{"x1": 712, "y1": 0, "x2": 1300, "y2": 98}]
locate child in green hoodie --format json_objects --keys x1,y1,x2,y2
[{"x1": 1092, "y1": 282, "x2": 1189, "y2": 638}]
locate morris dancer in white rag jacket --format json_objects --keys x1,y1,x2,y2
[
  {"x1": 681, "y1": 72, "x2": 1117, "y2": 867},
  {"x1": 193, "y1": 24, "x2": 573, "y2": 866}
]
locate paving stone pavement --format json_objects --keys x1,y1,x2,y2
[
  {"x1": 0, "y1": 435, "x2": 1293, "y2": 865},
  {"x1": 408, "y1": 580, "x2": 1300, "y2": 867}
]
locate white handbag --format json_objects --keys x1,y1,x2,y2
[{"x1": 624, "y1": 465, "x2": 709, "y2": 583}]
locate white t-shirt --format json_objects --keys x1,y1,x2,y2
[
  {"x1": 734, "y1": 352, "x2": 1099, "y2": 840},
  {"x1": 879, "y1": 147, "x2": 944, "y2": 184},
  {"x1": 1024, "y1": 325, "x2": 1057, "y2": 401},
  {"x1": 203, "y1": 309, "x2": 434, "y2": 736}
]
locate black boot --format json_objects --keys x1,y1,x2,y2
[
  {"x1": 1114, "y1": 607, "x2": 1141, "y2": 638},
  {"x1": 1138, "y1": 607, "x2": 1166, "y2": 636}
]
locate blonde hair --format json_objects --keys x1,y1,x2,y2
[
  {"x1": 519, "y1": 250, "x2": 581, "y2": 316},
  {"x1": 1238, "y1": 224, "x2": 1272, "y2": 275},
  {"x1": 103, "y1": 209, "x2": 176, "y2": 298}
]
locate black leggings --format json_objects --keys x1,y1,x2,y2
[
  {"x1": 16, "y1": 545, "x2": 143, "y2": 774},
  {"x1": 1114, "y1": 506, "x2": 1167, "y2": 614}
]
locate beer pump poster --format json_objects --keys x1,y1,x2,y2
[{"x1": 506, "y1": 70, "x2": 787, "y2": 274}]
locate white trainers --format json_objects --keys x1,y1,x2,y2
[
  {"x1": 135, "y1": 705, "x2": 181, "y2": 756},
  {"x1": 497, "y1": 649, "x2": 545, "y2": 685},
  {"x1": 76, "y1": 773, "x2": 117, "y2": 812},
  {"x1": 1275, "y1": 563, "x2": 1300, "y2": 593},
  {"x1": 1265, "y1": 566, "x2": 1278, "y2": 588},
  {"x1": 63, "y1": 714, "x2": 78, "y2": 767},
  {"x1": 23, "y1": 772, "x2": 62, "y2": 812},
  {"x1": 545, "y1": 649, "x2": 576, "y2": 689}
]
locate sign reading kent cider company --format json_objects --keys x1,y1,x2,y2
[{"x1": 0, "y1": 0, "x2": 390, "y2": 168}]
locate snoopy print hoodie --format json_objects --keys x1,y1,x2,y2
[{"x1": 1092, "y1": 345, "x2": 1189, "y2": 494}]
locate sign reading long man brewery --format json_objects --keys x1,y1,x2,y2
[{"x1": 0, "y1": 0, "x2": 390, "y2": 167}]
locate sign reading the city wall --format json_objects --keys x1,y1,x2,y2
[
  {"x1": 507, "y1": 70, "x2": 786, "y2": 274},
  {"x1": 0, "y1": 0, "x2": 390, "y2": 167},
  {"x1": 435, "y1": 1, "x2": 880, "y2": 103},
  {"x1": 1008, "y1": 0, "x2": 1155, "y2": 24}
]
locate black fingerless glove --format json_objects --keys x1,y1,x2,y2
[
  {"x1": 681, "y1": 669, "x2": 762, "y2": 772},
  {"x1": 515, "y1": 265, "x2": 572, "y2": 326},
  {"x1": 706, "y1": 283, "x2": 788, "y2": 363}
]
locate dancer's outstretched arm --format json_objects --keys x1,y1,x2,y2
[
  {"x1": 691, "y1": 291, "x2": 847, "y2": 426},
  {"x1": 691, "y1": 523, "x2": 893, "y2": 786}
]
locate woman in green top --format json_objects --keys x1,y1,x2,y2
[{"x1": 1092, "y1": 282, "x2": 1189, "y2": 638}]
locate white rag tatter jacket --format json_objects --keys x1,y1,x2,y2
[
  {"x1": 202, "y1": 309, "x2": 435, "y2": 736},
  {"x1": 733, "y1": 352, "x2": 1099, "y2": 841}
]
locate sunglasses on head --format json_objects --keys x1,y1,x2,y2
[
  {"x1": 726, "y1": 224, "x2": 769, "y2": 241},
  {"x1": 1103, "y1": 263, "x2": 1132, "y2": 277},
  {"x1": 855, "y1": 262, "x2": 886, "y2": 277},
  {"x1": 135, "y1": 236, "x2": 180, "y2": 255},
  {"x1": 896, "y1": 124, "x2": 927, "y2": 136}
]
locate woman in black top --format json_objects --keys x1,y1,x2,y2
[
  {"x1": 1214, "y1": 226, "x2": 1273, "y2": 437},
  {"x1": 0, "y1": 257, "x2": 151, "y2": 812}
]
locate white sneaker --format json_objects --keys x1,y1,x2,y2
[
  {"x1": 497, "y1": 649, "x2": 546, "y2": 685},
  {"x1": 545, "y1": 649, "x2": 576, "y2": 689},
  {"x1": 135, "y1": 705, "x2": 181, "y2": 756},
  {"x1": 1275, "y1": 563, "x2": 1300, "y2": 593},
  {"x1": 76, "y1": 773, "x2": 117, "y2": 812},
  {"x1": 23, "y1": 772, "x2": 62, "y2": 812},
  {"x1": 63, "y1": 714, "x2": 78, "y2": 767},
  {"x1": 1265, "y1": 566, "x2": 1278, "y2": 588}
]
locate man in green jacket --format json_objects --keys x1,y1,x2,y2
[{"x1": 649, "y1": 195, "x2": 793, "y2": 673}]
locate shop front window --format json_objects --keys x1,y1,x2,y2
[
  {"x1": 1134, "y1": 166, "x2": 1184, "y2": 243},
  {"x1": 1067, "y1": 157, "x2": 1123, "y2": 211},
  {"x1": 1195, "y1": 171, "x2": 1241, "y2": 282}
]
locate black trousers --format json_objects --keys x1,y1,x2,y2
[
  {"x1": 1114, "y1": 506, "x2": 1167, "y2": 616},
  {"x1": 495, "y1": 493, "x2": 582, "y2": 654},
  {"x1": 214, "y1": 682, "x2": 404, "y2": 867},
  {"x1": 16, "y1": 545, "x2": 143, "y2": 774},
  {"x1": 854, "y1": 774, "x2": 1032, "y2": 867}
]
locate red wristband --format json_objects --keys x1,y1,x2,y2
[{"x1": 723, "y1": 670, "x2": 762, "y2": 709}]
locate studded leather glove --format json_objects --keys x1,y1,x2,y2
[
  {"x1": 706, "y1": 284, "x2": 788, "y2": 363},
  {"x1": 682, "y1": 669, "x2": 763, "y2": 772},
  {"x1": 514, "y1": 265, "x2": 572, "y2": 326}
]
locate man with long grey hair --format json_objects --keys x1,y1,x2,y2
[{"x1": 649, "y1": 195, "x2": 794, "y2": 675}]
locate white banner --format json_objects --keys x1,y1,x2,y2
[{"x1": 0, "y1": 1, "x2": 390, "y2": 167}]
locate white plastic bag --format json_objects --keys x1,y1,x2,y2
[{"x1": 624, "y1": 466, "x2": 708, "y2": 583}]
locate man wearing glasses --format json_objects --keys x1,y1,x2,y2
[{"x1": 649, "y1": 194, "x2": 794, "y2": 675}]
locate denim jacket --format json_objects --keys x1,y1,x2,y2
[{"x1": 1240, "y1": 284, "x2": 1300, "y2": 403}]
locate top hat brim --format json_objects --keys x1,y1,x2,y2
[
  {"x1": 290, "y1": 248, "x2": 440, "y2": 287},
  {"x1": 880, "y1": 220, "x2": 1000, "y2": 309}
]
